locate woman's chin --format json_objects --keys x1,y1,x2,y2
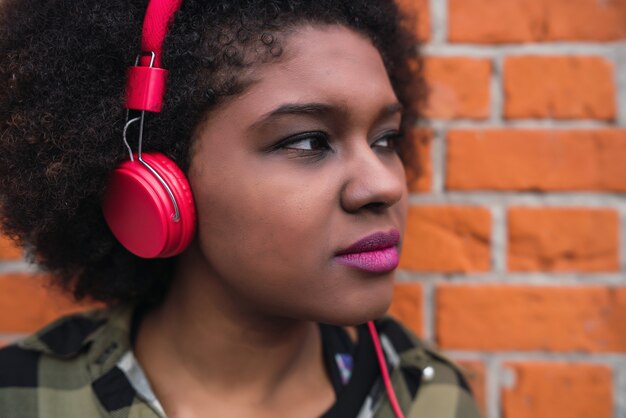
[{"x1": 314, "y1": 293, "x2": 393, "y2": 327}]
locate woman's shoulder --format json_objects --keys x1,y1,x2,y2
[
  {"x1": 0, "y1": 308, "x2": 111, "y2": 379},
  {"x1": 0, "y1": 307, "x2": 146, "y2": 418},
  {"x1": 373, "y1": 316, "x2": 481, "y2": 418}
]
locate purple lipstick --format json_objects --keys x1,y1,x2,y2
[{"x1": 335, "y1": 229, "x2": 400, "y2": 273}]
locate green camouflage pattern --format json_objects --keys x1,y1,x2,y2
[{"x1": 0, "y1": 307, "x2": 481, "y2": 417}]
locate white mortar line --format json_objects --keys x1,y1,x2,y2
[
  {"x1": 613, "y1": 359, "x2": 626, "y2": 418},
  {"x1": 423, "y1": 281, "x2": 435, "y2": 342},
  {"x1": 394, "y1": 270, "x2": 417, "y2": 283},
  {"x1": 395, "y1": 272, "x2": 626, "y2": 285},
  {"x1": 616, "y1": 43, "x2": 626, "y2": 127},
  {"x1": 431, "y1": 125, "x2": 446, "y2": 194},
  {"x1": 490, "y1": 56, "x2": 503, "y2": 124},
  {"x1": 429, "y1": 0, "x2": 448, "y2": 45},
  {"x1": 423, "y1": 42, "x2": 625, "y2": 57},
  {"x1": 0, "y1": 333, "x2": 27, "y2": 344},
  {"x1": 428, "y1": 119, "x2": 617, "y2": 129},
  {"x1": 408, "y1": 192, "x2": 626, "y2": 207},
  {"x1": 443, "y1": 350, "x2": 626, "y2": 363},
  {"x1": 0, "y1": 261, "x2": 38, "y2": 274},
  {"x1": 487, "y1": 357, "x2": 501, "y2": 418},
  {"x1": 491, "y1": 205, "x2": 507, "y2": 274}
]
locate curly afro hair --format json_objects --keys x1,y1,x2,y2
[{"x1": 0, "y1": 0, "x2": 426, "y2": 307}]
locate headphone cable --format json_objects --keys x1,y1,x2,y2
[{"x1": 367, "y1": 321, "x2": 405, "y2": 418}]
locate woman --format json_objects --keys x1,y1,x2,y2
[{"x1": 0, "y1": 0, "x2": 480, "y2": 417}]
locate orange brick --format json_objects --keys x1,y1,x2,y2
[
  {"x1": 449, "y1": 0, "x2": 544, "y2": 43},
  {"x1": 449, "y1": 0, "x2": 626, "y2": 43},
  {"x1": 502, "y1": 362, "x2": 612, "y2": 418},
  {"x1": 395, "y1": 0, "x2": 430, "y2": 41},
  {"x1": 508, "y1": 208, "x2": 619, "y2": 272},
  {"x1": 0, "y1": 274, "x2": 100, "y2": 333},
  {"x1": 406, "y1": 129, "x2": 432, "y2": 193},
  {"x1": 456, "y1": 360, "x2": 487, "y2": 418},
  {"x1": 437, "y1": 285, "x2": 626, "y2": 352},
  {"x1": 424, "y1": 57, "x2": 491, "y2": 119},
  {"x1": 0, "y1": 235, "x2": 21, "y2": 261},
  {"x1": 547, "y1": 0, "x2": 626, "y2": 41},
  {"x1": 446, "y1": 129, "x2": 626, "y2": 192},
  {"x1": 504, "y1": 56, "x2": 615, "y2": 120},
  {"x1": 387, "y1": 282, "x2": 423, "y2": 337},
  {"x1": 400, "y1": 206, "x2": 491, "y2": 272}
]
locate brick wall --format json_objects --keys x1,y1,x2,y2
[
  {"x1": 0, "y1": 1, "x2": 625, "y2": 417},
  {"x1": 387, "y1": 0, "x2": 626, "y2": 417}
]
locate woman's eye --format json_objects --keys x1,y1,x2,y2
[
  {"x1": 266, "y1": 131, "x2": 332, "y2": 162},
  {"x1": 281, "y1": 133, "x2": 330, "y2": 151},
  {"x1": 273, "y1": 131, "x2": 332, "y2": 153},
  {"x1": 372, "y1": 131, "x2": 402, "y2": 150}
]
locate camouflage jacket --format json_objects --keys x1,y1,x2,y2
[{"x1": 0, "y1": 307, "x2": 481, "y2": 418}]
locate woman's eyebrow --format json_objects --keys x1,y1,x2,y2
[
  {"x1": 251, "y1": 101, "x2": 403, "y2": 130},
  {"x1": 379, "y1": 102, "x2": 403, "y2": 118},
  {"x1": 251, "y1": 102, "x2": 337, "y2": 129}
]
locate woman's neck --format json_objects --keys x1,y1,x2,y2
[{"x1": 133, "y1": 243, "x2": 335, "y2": 417}]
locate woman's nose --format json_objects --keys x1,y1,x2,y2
[{"x1": 340, "y1": 145, "x2": 406, "y2": 214}]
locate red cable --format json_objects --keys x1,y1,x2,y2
[{"x1": 367, "y1": 321, "x2": 405, "y2": 418}]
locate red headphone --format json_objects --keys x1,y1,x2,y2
[{"x1": 102, "y1": 0, "x2": 195, "y2": 259}]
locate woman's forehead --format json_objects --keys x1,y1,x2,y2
[{"x1": 206, "y1": 25, "x2": 398, "y2": 125}]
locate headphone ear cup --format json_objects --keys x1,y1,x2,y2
[{"x1": 102, "y1": 152, "x2": 196, "y2": 258}]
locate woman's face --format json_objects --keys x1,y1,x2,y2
[{"x1": 186, "y1": 24, "x2": 408, "y2": 325}]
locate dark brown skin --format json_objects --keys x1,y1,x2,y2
[{"x1": 135, "y1": 24, "x2": 408, "y2": 418}]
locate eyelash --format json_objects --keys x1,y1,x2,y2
[
  {"x1": 374, "y1": 131, "x2": 404, "y2": 151},
  {"x1": 270, "y1": 130, "x2": 403, "y2": 161},
  {"x1": 267, "y1": 131, "x2": 330, "y2": 162}
]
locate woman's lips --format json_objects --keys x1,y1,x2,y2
[{"x1": 334, "y1": 230, "x2": 400, "y2": 274}]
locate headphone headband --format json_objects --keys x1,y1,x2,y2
[
  {"x1": 126, "y1": 0, "x2": 183, "y2": 112},
  {"x1": 140, "y1": 0, "x2": 184, "y2": 68}
]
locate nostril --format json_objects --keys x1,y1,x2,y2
[{"x1": 363, "y1": 201, "x2": 388, "y2": 212}]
